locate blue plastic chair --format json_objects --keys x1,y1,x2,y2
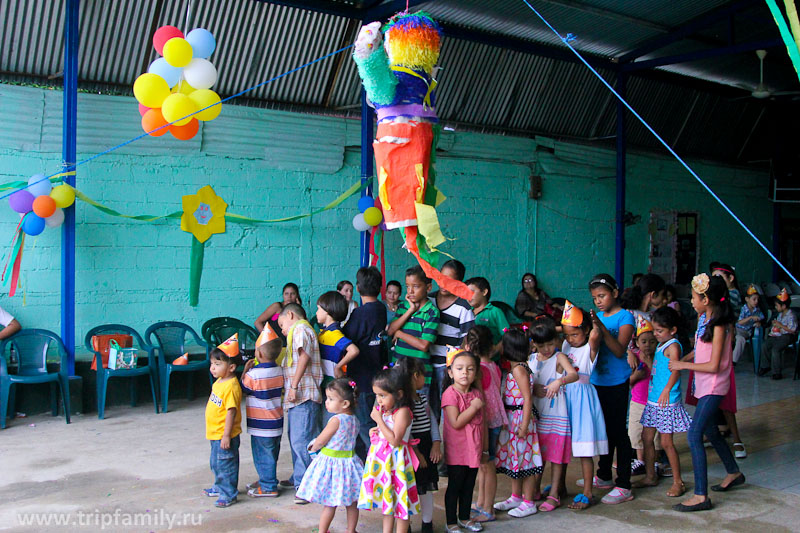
[
  {"x1": 85, "y1": 325, "x2": 159, "y2": 419},
  {"x1": 0, "y1": 329, "x2": 71, "y2": 429},
  {"x1": 145, "y1": 321, "x2": 210, "y2": 413},
  {"x1": 201, "y1": 317, "x2": 258, "y2": 366}
]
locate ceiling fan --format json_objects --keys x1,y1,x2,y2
[{"x1": 734, "y1": 49, "x2": 800, "y2": 100}]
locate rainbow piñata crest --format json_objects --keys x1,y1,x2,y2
[{"x1": 383, "y1": 12, "x2": 442, "y2": 73}]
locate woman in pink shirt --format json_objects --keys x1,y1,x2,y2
[{"x1": 669, "y1": 274, "x2": 744, "y2": 512}]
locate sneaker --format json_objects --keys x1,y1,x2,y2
[
  {"x1": 657, "y1": 463, "x2": 673, "y2": 478},
  {"x1": 631, "y1": 459, "x2": 646, "y2": 476},
  {"x1": 508, "y1": 501, "x2": 538, "y2": 518},
  {"x1": 733, "y1": 443, "x2": 747, "y2": 459},
  {"x1": 576, "y1": 476, "x2": 613, "y2": 489},
  {"x1": 203, "y1": 487, "x2": 220, "y2": 497},
  {"x1": 493, "y1": 496, "x2": 522, "y2": 511},
  {"x1": 601, "y1": 487, "x2": 634, "y2": 505},
  {"x1": 246, "y1": 481, "x2": 260, "y2": 490},
  {"x1": 248, "y1": 486, "x2": 279, "y2": 498},
  {"x1": 214, "y1": 497, "x2": 237, "y2": 508},
  {"x1": 279, "y1": 479, "x2": 294, "y2": 488},
  {"x1": 294, "y1": 493, "x2": 310, "y2": 505},
  {"x1": 458, "y1": 519, "x2": 484, "y2": 531}
]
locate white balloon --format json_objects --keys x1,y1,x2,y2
[
  {"x1": 45, "y1": 208, "x2": 65, "y2": 228},
  {"x1": 352, "y1": 213, "x2": 370, "y2": 232},
  {"x1": 183, "y1": 58, "x2": 217, "y2": 90},
  {"x1": 28, "y1": 174, "x2": 52, "y2": 197}
]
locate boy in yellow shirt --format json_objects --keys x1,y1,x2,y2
[{"x1": 204, "y1": 345, "x2": 243, "y2": 507}]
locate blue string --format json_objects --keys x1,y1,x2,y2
[
  {"x1": 7, "y1": 44, "x2": 354, "y2": 201},
  {"x1": 520, "y1": 0, "x2": 798, "y2": 285}
]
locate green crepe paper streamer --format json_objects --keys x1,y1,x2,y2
[
  {"x1": 422, "y1": 124, "x2": 442, "y2": 207},
  {"x1": 353, "y1": 47, "x2": 398, "y2": 106},
  {"x1": 765, "y1": 0, "x2": 800, "y2": 80},
  {"x1": 189, "y1": 236, "x2": 204, "y2": 307}
]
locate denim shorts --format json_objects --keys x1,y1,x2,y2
[{"x1": 488, "y1": 426, "x2": 502, "y2": 461}]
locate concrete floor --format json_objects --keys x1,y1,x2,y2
[{"x1": 2, "y1": 367, "x2": 800, "y2": 532}]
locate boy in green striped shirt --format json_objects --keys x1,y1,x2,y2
[{"x1": 387, "y1": 265, "x2": 440, "y2": 391}]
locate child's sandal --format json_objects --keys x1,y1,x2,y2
[
  {"x1": 538, "y1": 496, "x2": 560, "y2": 512},
  {"x1": 666, "y1": 482, "x2": 686, "y2": 497},
  {"x1": 568, "y1": 494, "x2": 594, "y2": 510}
]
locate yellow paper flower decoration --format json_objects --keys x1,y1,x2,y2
[{"x1": 181, "y1": 185, "x2": 227, "y2": 243}]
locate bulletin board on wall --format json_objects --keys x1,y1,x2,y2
[{"x1": 648, "y1": 210, "x2": 677, "y2": 283}]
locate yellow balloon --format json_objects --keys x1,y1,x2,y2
[
  {"x1": 163, "y1": 37, "x2": 193, "y2": 68},
  {"x1": 133, "y1": 73, "x2": 170, "y2": 108},
  {"x1": 363, "y1": 206, "x2": 383, "y2": 226},
  {"x1": 172, "y1": 80, "x2": 195, "y2": 95},
  {"x1": 188, "y1": 89, "x2": 222, "y2": 121},
  {"x1": 161, "y1": 93, "x2": 197, "y2": 126},
  {"x1": 50, "y1": 184, "x2": 76, "y2": 209}
]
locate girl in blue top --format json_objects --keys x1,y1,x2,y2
[
  {"x1": 586, "y1": 274, "x2": 636, "y2": 505},
  {"x1": 635, "y1": 307, "x2": 692, "y2": 499}
]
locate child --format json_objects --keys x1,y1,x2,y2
[
  {"x1": 587, "y1": 274, "x2": 636, "y2": 504},
  {"x1": 204, "y1": 346, "x2": 243, "y2": 508},
  {"x1": 317, "y1": 291, "x2": 360, "y2": 423},
  {"x1": 441, "y1": 349, "x2": 485, "y2": 533},
  {"x1": 385, "y1": 280, "x2": 402, "y2": 322},
  {"x1": 465, "y1": 277, "x2": 509, "y2": 358},
  {"x1": 338, "y1": 280, "x2": 359, "y2": 326},
  {"x1": 465, "y1": 326, "x2": 507, "y2": 523},
  {"x1": 669, "y1": 274, "x2": 743, "y2": 512},
  {"x1": 759, "y1": 288, "x2": 797, "y2": 380},
  {"x1": 429, "y1": 259, "x2": 475, "y2": 417},
  {"x1": 277, "y1": 303, "x2": 324, "y2": 503},
  {"x1": 634, "y1": 307, "x2": 691, "y2": 497},
  {"x1": 343, "y1": 266, "x2": 388, "y2": 459},
  {"x1": 494, "y1": 328, "x2": 543, "y2": 518},
  {"x1": 530, "y1": 316, "x2": 578, "y2": 512},
  {"x1": 628, "y1": 316, "x2": 661, "y2": 478},
  {"x1": 297, "y1": 379, "x2": 364, "y2": 533},
  {"x1": 711, "y1": 263, "x2": 742, "y2": 313},
  {"x1": 560, "y1": 302, "x2": 607, "y2": 510},
  {"x1": 396, "y1": 357, "x2": 441, "y2": 533},
  {"x1": 241, "y1": 325, "x2": 284, "y2": 498},
  {"x1": 359, "y1": 367, "x2": 420, "y2": 533},
  {"x1": 733, "y1": 285, "x2": 764, "y2": 365},
  {"x1": 664, "y1": 285, "x2": 681, "y2": 314},
  {"x1": 387, "y1": 265, "x2": 440, "y2": 396}
]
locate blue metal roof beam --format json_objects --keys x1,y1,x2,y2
[
  {"x1": 251, "y1": 0, "x2": 431, "y2": 21},
  {"x1": 618, "y1": 0, "x2": 761, "y2": 63},
  {"x1": 622, "y1": 38, "x2": 783, "y2": 71}
]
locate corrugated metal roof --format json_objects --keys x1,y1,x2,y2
[{"x1": 0, "y1": 0, "x2": 788, "y2": 164}]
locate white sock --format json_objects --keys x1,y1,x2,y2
[{"x1": 421, "y1": 492, "x2": 433, "y2": 523}]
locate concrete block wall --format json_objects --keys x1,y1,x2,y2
[{"x1": 0, "y1": 84, "x2": 774, "y2": 349}]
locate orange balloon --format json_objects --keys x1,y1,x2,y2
[
  {"x1": 169, "y1": 118, "x2": 199, "y2": 140},
  {"x1": 32, "y1": 195, "x2": 57, "y2": 218},
  {"x1": 141, "y1": 108, "x2": 168, "y2": 137}
]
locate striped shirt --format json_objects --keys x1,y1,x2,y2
[
  {"x1": 392, "y1": 299, "x2": 440, "y2": 385},
  {"x1": 429, "y1": 294, "x2": 475, "y2": 367},
  {"x1": 318, "y1": 323, "x2": 353, "y2": 382},
  {"x1": 282, "y1": 321, "x2": 323, "y2": 408},
  {"x1": 241, "y1": 362, "x2": 284, "y2": 438},
  {"x1": 411, "y1": 393, "x2": 441, "y2": 441}
]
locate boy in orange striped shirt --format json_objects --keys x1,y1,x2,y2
[{"x1": 242, "y1": 324, "x2": 285, "y2": 498}]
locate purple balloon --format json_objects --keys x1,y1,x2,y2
[{"x1": 9, "y1": 190, "x2": 34, "y2": 214}]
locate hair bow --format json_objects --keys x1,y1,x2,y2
[
  {"x1": 348, "y1": 380, "x2": 356, "y2": 388},
  {"x1": 691, "y1": 273, "x2": 710, "y2": 295}
]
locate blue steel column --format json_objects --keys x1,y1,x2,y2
[
  {"x1": 615, "y1": 73, "x2": 627, "y2": 285},
  {"x1": 62, "y1": 0, "x2": 79, "y2": 375},
  {"x1": 359, "y1": 89, "x2": 375, "y2": 268}
]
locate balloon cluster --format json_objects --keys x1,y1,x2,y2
[
  {"x1": 133, "y1": 26, "x2": 222, "y2": 141},
  {"x1": 8, "y1": 176, "x2": 74, "y2": 236},
  {"x1": 352, "y1": 196, "x2": 383, "y2": 232}
]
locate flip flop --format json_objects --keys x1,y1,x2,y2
[
  {"x1": 666, "y1": 483, "x2": 686, "y2": 497},
  {"x1": 568, "y1": 494, "x2": 594, "y2": 510},
  {"x1": 539, "y1": 495, "x2": 560, "y2": 512},
  {"x1": 472, "y1": 509, "x2": 496, "y2": 522}
]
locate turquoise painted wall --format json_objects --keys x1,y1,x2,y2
[{"x1": 0, "y1": 85, "x2": 773, "y2": 349}]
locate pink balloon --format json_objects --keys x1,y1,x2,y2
[{"x1": 138, "y1": 103, "x2": 151, "y2": 116}]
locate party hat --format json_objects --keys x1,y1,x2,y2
[
  {"x1": 172, "y1": 353, "x2": 189, "y2": 365},
  {"x1": 746, "y1": 284, "x2": 758, "y2": 296},
  {"x1": 257, "y1": 323, "x2": 279, "y2": 347},
  {"x1": 446, "y1": 346, "x2": 464, "y2": 367},
  {"x1": 217, "y1": 333, "x2": 239, "y2": 357},
  {"x1": 636, "y1": 315, "x2": 654, "y2": 336},
  {"x1": 560, "y1": 300, "x2": 584, "y2": 327},
  {"x1": 777, "y1": 288, "x2": 790, "y2": 303}
]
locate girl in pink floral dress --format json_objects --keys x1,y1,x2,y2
[{"x1": 494, "y1": 329, "x2": 543, "y2": 519}]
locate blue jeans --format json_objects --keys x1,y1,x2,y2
[
  {"x1": 210, "y1": 435, "x2": 240, "y2": 502},
  {"x1": 287, "y1": 400, "x2": 321, "y2": 488},
  {"x1": 688, "y1": 394, "x2": 740, "y2": 496},
  {"x1": 251, "y1": 435, "x2": 281, "y2": 492},
  {"x1": 354, "y1": 391, "x2": 376, "y2": 461}
]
